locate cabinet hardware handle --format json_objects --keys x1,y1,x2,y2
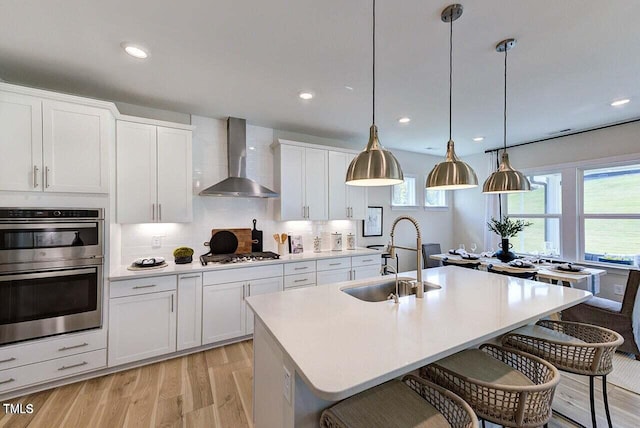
[
  {"x1": 171, "y1": 294, "x2": 174, "y2": 312},
  {"x1": 302, "y1": 206, "x2": 305, "y2": 218},
  {"x1": 58, "y1": 342, "x2": 88, "y2": 352},
  {"x1": 0, "y1": 357, "x2": 16, "y2": 364},
  {"x1": 362, "y1": 259, "x2": 373, "y2": 262},
  {"x1": 294, "y1": 267, "x2": 308, "y2": 270},
  {"x1": 33, "y1": 165, "x2": 39, "y2": 188},
  {"x1": 152, "y1": 204, "x2": 155, "y2": 221},
  {"x1": 329, "y1": 263, "x2": 341, "y2": 266},
  {"x1": 0, "y1": 378, "x2": 15, "y2": 385},
  {"x1": 294, "y1": 278, "x2": 308, "y2": 283},
  {"x1": 58, "y1": 361, "x2": 88, "y2": 371},
  {"x1": 45, "y1": 166, "x2": 50, "y2": 188},
  {"x1": 159, "y1": 204, "x2": 162, "y2": 221},
  {"x1": 133, "y1": 284, "x2": 157, "y2": 289},
  {"x1": 180, "y1": 274, "x2": 200, "y2": 279}
]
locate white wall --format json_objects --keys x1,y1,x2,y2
[
  {"x1": 453, "y1": 121, "x2": 640, "y2": 300},
  {"x1": 118, "y1": 116, "x2": 452, "y2": 273}
]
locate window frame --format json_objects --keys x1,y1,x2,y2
[
  {"x1": 423, "y1": 176, "x2": 449, "y2": 211},
  {"x1": 390, "y1": 174, "x2": 419, "y2": 210}
]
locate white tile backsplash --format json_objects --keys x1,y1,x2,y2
[{"x1": 119, "y1": 115, "x2": 356, "y2": 265}]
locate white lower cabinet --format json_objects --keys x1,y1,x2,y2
[
  {"x1": 177, "y1": 274, "x2": 203, "y2": 351},
  {"x1": 317, "y1": 268, "x2": 352, "y2": 285},
  {"x1": 245, "y1": 277, "x2": 284, "y2": 335},
  {"x1": 202, "y1": 282, "x2": 246, "y2": 344},
  {"x1": 352, "y1": 265, "x2": 382, "y2": 280},
  {"x1": 108, "y1": 290, "x2": 177, "y2": 366}
]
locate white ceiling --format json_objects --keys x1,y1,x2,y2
[{"x1": 1, "y1": 0, "x2": 639, "y2": 155}]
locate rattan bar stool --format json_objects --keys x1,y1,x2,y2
[
  {"x1": 420, "y1": 344, "x2": 559, "y2": 428},
  {"x1": 502, "y1": 320, "x2": 624, "y2": 428},
  {"x1": 320, "y1": 375, "x2": 478, "y2": 428}
]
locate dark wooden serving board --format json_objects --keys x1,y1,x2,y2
[{"x1": 211, "y1": 228, "x2": 252, "y2": 254}]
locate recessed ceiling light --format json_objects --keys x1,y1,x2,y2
[
  {"x1": 611, "y1": 98, "x2": 630, "y2": 107},
  {"x1": 398, "y1": 117, "x2": 411, "y2": 124},
  {"x1": 345, "y1": 86, "x2": 354, "y2": 91},
  {"x1": 472, "y1": 136, "x2": 484, "y2": 142},
  {"x1": 299, "y1": 92, "x2": 314, "y2": 100},
  {"x1": 425, "y1": 147, "x2": 435, "y2": 150},
  {"x1": 248, "y1": 146, "x2": 256, "y2": 151},
  {"x1": 121, "y1": 42, "x2": 148, "y2": 59}
]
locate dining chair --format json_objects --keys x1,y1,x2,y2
[
  {"x1": 422, "y1": 243, "x2": 442, "y2": 269},
  {"x1": 320, "y1": 375, "x2": 478, "y2": 428}
]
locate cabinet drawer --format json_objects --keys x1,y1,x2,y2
[
  {"x1": 203, "y1": 264, "x2": 283, "y2": 285},
  {"x1": 284, "y1": 261, "x2": 316, "y2": 275},
  {"x1": 110, "y1": 275, "x2": 177, "y2": 298},
  {"x1": 284, "y1": 272, "x2": 316, "y2": 289},
  {"x1": 0, "y1": 328, "x2": 106, "y2": 371},
  {"x1": 0, "y1": 349, "x2": 106, "y2": 394},
  {"x1": 352, "y1": 255, "x2": 380, "y2": 267},
  {"x1": 317, "y1": 257, "x2": 351, "y2": 271}
]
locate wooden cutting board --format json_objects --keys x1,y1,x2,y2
[{"x1": 211, "y1": 228, "x2": 252, "y2": 253}]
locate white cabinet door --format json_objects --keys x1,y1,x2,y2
[
  {"x1": 42, "y1": 100, "x2": 110, "y2": 193},
  {"x1": 328, "y1": 151, "x2": 349, "y2": 220},
  {"x1": 317, "y1": 268, "x2": 352, "y2": 286},
  {"x1": 353, "y1": 265, "x2": 382, "y2": 281},
  {"x1": 202, "y1": 282, "x2": 246, "y2": 344},
  {"x1": 177, "y1": 274, "x2": 203, "y2": 351},
  {"x1": 305, "y1": 147, "x2": 328, "y2": 220},
  {"x1": 116, "y1": 121, "x2": 157, "y2": 223},
  {"x1": 0, "y1": 92, "x2": 42, "y2": 192},
  {"x1": 279, "y1": 145, "x2": 306, "y2": 220},
  {"x1": 157, "y1": 126, "x2": 192, "y2": 223},
  {"x1": 246, "y1": 277, "x2": 283, "y2": 334},
  {"x1": 346, "y1": 155, "x2": 367, "y2": 220},
  {"x1": 108, "y1": 290, "x2": 177, "y2": 366}
]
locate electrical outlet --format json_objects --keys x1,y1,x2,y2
[
  {"x1": 614, "y1": 284, "x2": 625, "y2": 295},
  {"x1": 283, "y1": 366, "x2": 291, "y2": 403},
  {"x1": 152, "y1": 236, "x2": 161, "y2": 248}
]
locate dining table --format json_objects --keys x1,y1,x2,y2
[{"x1": 429, "y1": 253, "x2": 607, "y2": 293}]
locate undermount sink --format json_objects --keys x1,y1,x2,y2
[{"x1": 341, "y1": 277, "x2": 441, "y2": 302}]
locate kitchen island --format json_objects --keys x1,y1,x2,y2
[{"x1": 246, "y1": 265, "x2": 592, "y2": 428}]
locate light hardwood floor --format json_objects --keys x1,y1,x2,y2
[{"x1": 1, "y1": 341, "x2": 638, "y2": 427}]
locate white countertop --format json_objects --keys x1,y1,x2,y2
[
  {"x1": 246, "y1": 266, "x2": 592, "y2": 401},
  {"x1": 109, "y1": 248, "x2": 379, "y2": 280}
]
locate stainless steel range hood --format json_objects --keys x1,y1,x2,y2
[{"x1": 199, "y1": 117, "x2": 278, "y2": 198}]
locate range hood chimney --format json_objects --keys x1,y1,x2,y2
[{"x1": 199, "y1": 117, "x2": 278, "y2": 198}]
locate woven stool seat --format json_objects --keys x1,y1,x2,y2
[
  {"x1": 420, "y1": 344, "x2": 559, "y2": 428},
  {"x1": 320, "y1": 375, "x2": 477, "y2": 428},
  {"x1": 502, "y1": 320, "x2": 624, "y2": 427},
  {"x1": 502, "y1": 320, "x2": 623, "y2": 376}
]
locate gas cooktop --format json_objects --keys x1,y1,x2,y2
[{"x1": 199, "y1": 251, "x2": 280, "y2": 266}]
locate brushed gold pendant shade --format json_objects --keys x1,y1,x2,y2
[
  {"x1": 345, "y1": 0, "x2": 404, "y2": 186},
  {"x1": 426, "y1": 4, "x2": 478, "y2": 190},
  {"x1": 483, "y1": 39, "x2": 531, "y2": 194}
]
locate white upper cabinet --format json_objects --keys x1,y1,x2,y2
[
  {"x1": 116, "y1": 120, "x2": 192, "y2": 223},
  {"x1": 0, "y1": 92, "x2": 42, "y2": 192},
  {"x1": 0, "y1": 89, "x2": 111, "y2": 194},
  {"x1": 275, "y1": 142, "x2": 328, "y2": 221},
  {"x1": 328, "y1": 151, "x2": 367, "y2": 220},
  {"x1": 42, "y1": 100, "x2": 110, "y2": 193}
]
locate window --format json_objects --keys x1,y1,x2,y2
[
  {"x1": 425, "y1": 188, "x2": 448, "y2": 209},
  {"x1": 581, "y1": 164, "x2": 640, "y2": 265},
  {"x1": 391, "y1": 175, "x2": 417, "y2": 207},
  {"x1": 506, "y1": 173, "x2": 562, "y2": 256}
]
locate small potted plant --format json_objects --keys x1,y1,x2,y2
[
  {"x1": 487, "y1": 216, "x2": 532, "y2": 262},
  {"x1": 173, "y1": 247, "x2": 194, "y2": 264}
]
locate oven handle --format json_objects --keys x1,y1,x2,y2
[
  {"x1": 0, "y1": 268, "x2": 97, "y2": 282},
  {"x1": 0, "y1": 222, "x2": 98, "y2": 230}
]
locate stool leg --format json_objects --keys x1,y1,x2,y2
[
  {"x1": 589, "y1": 376, "x2": 597, "y2": 428},
  {"x1": 481, "y1": 419, "x2": 486, "y2": 428},
  {"x1": 602, "y1": 375, "x2": 612, "y2": 428}
]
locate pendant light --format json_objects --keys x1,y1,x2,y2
[
  {"x1": 426, "y1": 4, "x2": 478, "y2": 190},
  {"x1": 346, "y1": 0, "x2": 403, "y2": 186},
  {"x1": 483, "y1": 39, "x2": 531, "y2": 193}
]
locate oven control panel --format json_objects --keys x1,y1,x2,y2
[{"x1": 0, "y1": 208, "x2": 102, "y2": 219}]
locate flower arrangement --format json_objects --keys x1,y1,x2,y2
[{"x1": 487, "y1": 216, "x2": 532, "y2": 238}]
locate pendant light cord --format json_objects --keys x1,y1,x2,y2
[
  {"x1": 503, "y1": 46, "x2": 508, "y2": 152},
  {"x1": 449, "y1": 10, "x2": 453, "y2": 141},
  {"x1": 372, "y1": 0, "x2": 376, "y2": 125}
]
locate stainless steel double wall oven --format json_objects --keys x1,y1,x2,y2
[{"x1": 0, "y1": 208, "x2": 104, "y2": 345}]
